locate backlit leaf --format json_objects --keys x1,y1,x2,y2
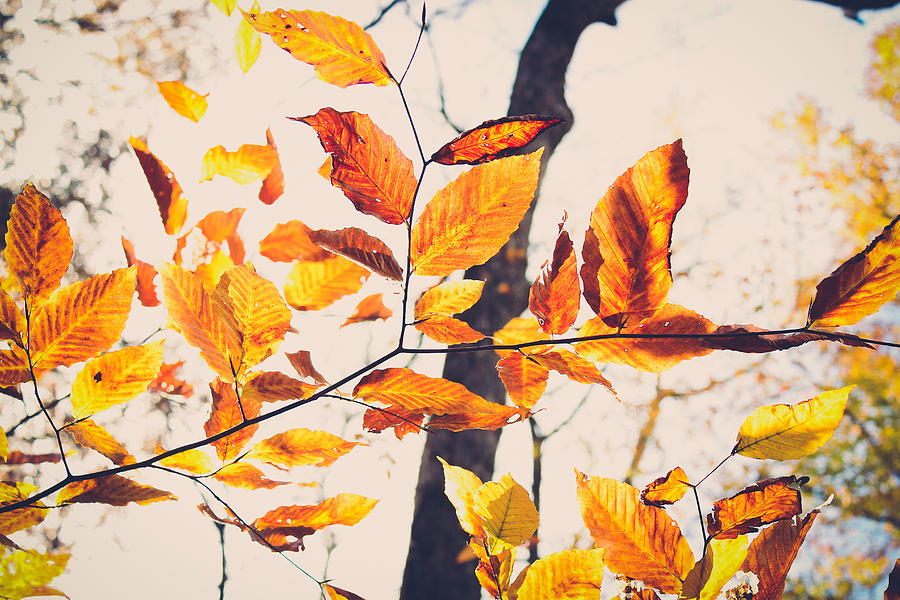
[
  {"x1": 0, "y1": 429, "x2": 6, "y2": 463},
  {"x1": 56, "y1": 474, "x2": 175, "y2": 506},
  {"x1": 492, "y1": 316, "x2": 550, "y2": 358},
  {"x1": 0, "y1": 288, "x2": 24, "y2": 347},
  {"x1": 576, "y1": 304, "x2": 717, "y2": 373},
  {"x1": 740, "y1": 510, "x2": 819, "y2": 600},
  {"x1": 70, "y1": 341, "x2": 164, "y2": 419},
  {"x1": 707, "y1": 477, "x2": 803, "y2": 539},
  {"x1": 680, "y1": 537, "x2": 749, "y2": 600},
  {"x1": 0, "y1": 550, "x2": 69, "y2": 600},
  {"x1": 576, "y1": 471, "x2": 694, "y2": 593},
  {"x1": 641, "y1": 466, "x2": 689, "y2": 507},
  {"x1": 0, "y1": 482, "x2": 47, "y2": 535},
  {"x1": 308, "y1": 227, "x2": 403, "y2": 280},
  {"x1": 342, "y1": 293, "x2": 392, "y2": 327},
  {"x1": 734, "y1": 387, "x2": 851, "y2": 460},
  {"x1": 240, "y1": 370, "x2": 320, "y2": 404},
  {"x1": 438, "y1": 457, "x2": 485, "y2": 538},
  {"x1": 156, "y1": 81, "x2": 208, "y2": 122},
  {"x1": 195, "y1": 250, "x2": 235, "y2": 292},
  {"x1": 259, "y1": 220, "x2": 330, "y2": 262},
  {"x1": 213, "y1": 462, "x2": 288, "y2": 490},
  {"x1": 530, "y1": 219, "x2": 579, "y2": 334},
  {"x1": 284, "y1": 255, "x2": 369, "y2": 311},
  {"x1": 155, "y1": 445, "x2": 212, "y2": 475},
  {"x1": 414, "y1": 280, "x2": 484, "y2": 320},
  {"x1": 148, "y1": 361, "x2": 194, "y2": 397},
  {"x1": 0, "y1": 348, "x2": 28, "y2": 386},
  {"x1": 200, "y1": 144, "x2": 277, "y2": 184},
  {"x1": 242, "y1": 8, "x2": 392, "y2": 87},
  {"x1": 415, "y1": 314, "x2": 485, "y2": 344},
  {"x1": 159, "y1": 263, "x2": 235, "y2": 380},
  {"x1": 1, "y1": 451, "x2": 60, "y2": 465},
  {"x1": 411, "y1": 149, "x2": 543, "y2": 276},
  {"x1": 531, "y1": 348, "x2": 616, "y2": 394},
  {"x1": 496, "y1": 352, "x2": 549, "y2": 411},
  {"x1": 475, "y1": 473, "x2": 539, "y2": 548},
  {"x1": 204, "y1": 378, "x2": 261, "y2": 461},
  {"x1": 121, "y1": 236, "x2": 160, "y2": 307},
  {"x1": 210, "y1": 0, "x2": 236, "y2": 16},
  {"x1": 129, "y1": 136, "x2": 188, "y2": 235},
  {"x1": 235, "y1": 10, "x2": 262, "y2": 73},
  {"x1": 701, "y1": 323, "x2": 873, "y2": 353},
  {"x1": 432, "y1": 115, "x2": 562, "y2": 165},
  {"x1": 66, "y1": 419, "x2": 135, "y2": 466},
  {"x1": 259, "y1": 128, "x2": 285, "y2": 204},
  {"x1": 30, "y1": 268, "x2": 136, "y2": 373},
  {"x1": 324, "y1": 584, "x2": 367, "y2": 600},
  {"x1": 247, "y1": 428, "x2": 362, "y2": 468},
  {"x1": 362, "y1": 407, "x2": 424, "y2": 439},
  {"x1": 4, "y1": 184, "x2": 72, "y2": 306},
  {"x1": 285, "y1": 350, "x2": 328, "y2": 385},
  {"x1": 513, "y1": 548, "x2": 606, "y2": 600},
  {"x1": 581, "y1": 140, "x2": 689, "y2": 327},
  {"x1": 198, "y1": 207, "x2": 245, "y2": 244},
  {"x1": 807, "y1": 212, "x2": 900, "y2": 326},
  {"x1": 295, "y1": 108, "x2": 415, "y2": 224}
]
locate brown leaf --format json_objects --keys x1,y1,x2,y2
[
  {"x1": 129, "y1": 137, "x2": 188, "y2": 235},
  {"x1": 415, "y1": 314, "x2": 485, "y2": 345},
  {"x1": 121, "y1": 236, "x2": 160, "y2": 307},
  {"x1": 259, "y1": 220, "x2": 331, "y2": 263},
  {"x1": 204, "y1": 378, "x2": 261, "y2": 461},
  {"x1": 530, "y1": 219, "x2": 579, "y2": 334},
  {"x1": 1, "y1": 451, "x2": 61, "y2": 465},
  {"x1": 212, "y1": 462, "x2": 289, "y2": 490},
  {"x1": 0, "y1": 347, "x2": 29, "y2": 386},
  {"x1": 294, "y1": 108, "x2": 415, "y2": 224},
  {"x1": 431, "y1": 115, "x2": 562, "y2": 165},
  {"x1": 325, "y1": 584, "x2": 368, "y2": 600},
  {"x1": 66, "y1": 419, "x2": 135, "y2": 466},
  {"x1": 740, "y1": 510, "x2": 819, "y2": 600},
  {"x1": 496, "y1": 352, "x2": 549, "y2": 411},
  {"x1": 284, "y1": 255, "x2": 370, "y2": 311},
  {"x1": 259, "y1": 128, "x2": 285, "y2": 204},
  {"x1": 308, "y1": 227, "x2": 403, "y2": 280},
  {"x1": 640, "y1": 466, "x2": 689, "y2": 507},
  {"x1": 703, "y1": 323, "x2": 874, "y2": 353},
  {"x1": 156, "y1": 81, "x2": 208, "y2": 122},
  {"x1": 285, "y1": 350, "x2": 328, "y2": 385},
  {"x1": 56, "y1": 474, "x2": 175, "y2": 506},
  {"x1": 581, "y1": 140, "x2": 689, "y2": 327},
  {"x1": 342, "y1": 293, "x2": 392, "y2": 327},
  {"x1": 707, "y1": 477, "x2": 804, "y2": 540},
  {"x1": 247, "y1": 428, "x2": 363, "y2": 468}
]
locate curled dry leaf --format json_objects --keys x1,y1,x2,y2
[
  {"x1": 129, "y1": 137, "x2": 188, "y2": 235},
  {"x1": 529, "y1": 219, "x2": 579, "y2": 334},
  {"x1": 200, "y1": 144, "x2": 278, "y2": 184},
  {"x1": 156, "y1": 81, "x2": 208, "y2": 122},
  {"x1": 640, "y1": 466, "x2": 689, "y2": 507},
  {"x1": 308, "y1": 227, "x2": 403, "y2": 280},
  {"x1": 706, "y1": 477, "x2": 803, "y2": 540},
  {"x1": 703, "y1": 323, "x2": 873, "y2": 353},
  {"x1": 342, "y1": 293, "x2": 392, "y2": 327},
  {"x1": 285, "y1": 350, "x2": 328, "y2": 385},
  {"x1": 739, "y1": 510, "x2": 819, "y2": 600},
  {"x1": 431, "y1": 115, "x2": 562, "y2": 165}
]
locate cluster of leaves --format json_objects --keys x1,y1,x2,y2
[{"x1": 1, "y1": 5, "x2": 899, "y2": 599}]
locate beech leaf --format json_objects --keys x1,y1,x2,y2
[
  {"x1": 496, "y1": 352, "x2": 549, "y2": 411},
  {"x1": 706, "y1": 477, "x2": 804, "y2": 539},
  {"x1": 235, "y1": 12, "x2": 262, "y2": 73},
  {"x1": 129, "y1": 136, "x2": 188, "y2": 235},
  {"x1": 156, "y1": 445, "x2": 213, "y2": 475},
  {"x1": 0, "y1": 482, "x2": 47, "y2": 536},
  {"x1": 212, "y1": 462, "x2": 289, "y2": 490},
  {"x1": 56, "y1": 475, "x2": 175, "y2": 506},
  {"x1": 240, "y1": 371, "x2": 320, "y2": 405},
  {"x1": 431, "y1": 115, "x2": 562, "y2": 165},
  {"x1": 474, "y1": 473, "x2": 539, "y2": 548},
  {"x1": 259, "y1": 128, "x2": 285, "y2": 204},
  {"x1": 414, "y1": 280, "x2": 484, "y2": 319},
  {"x1": 438, "y1": 457, "x2": 485, "y2": 538},
  {"x1": 259, "y1": 220, "x2": 330, "y2": 263},
  {"x1": 530, "y1": 219, "x2": 579, "y2": 334},
  {"x1": 247, "y1": 428, "x2": 363, "y2": 468},
  {"x1": 121, "y1": 236, "x2": 160, "y2": 307},
  {"x1": 641, "y1": 466, "x2": 689, "y2": 507},
  {"x1": 200, "y1": 144, "x2": 277, "y2": 184},
  {"x1": 204, "y1": 378, "x2": 261, "y2": 461},
  {"x1": 739, "y1": 510, "x2": 819, "y2": 600},
  {"x1": 308, "y1": 227, "x2": 403, "y2": 280},
  {"x1": 156, "y1": 81, "x2": 208, "y2": 122},
  {"x1": 342, "y1": 293, "x2": 392, "y2": 327},
  {"x1": 284, "y1": 255, "x2": 370, "y2": 311},
  {"x1": 415, "y1": 314, "x2": 486, "y2": 345},
  {"x1": 680, "y1": 536, "x2": 749, "y2": 600},
  {"x1": 70, "y1": 341, "x2": 164, "y2": 419},
  {"x1": 512, "y1": 548, "x2": 606, "y2": 600}
]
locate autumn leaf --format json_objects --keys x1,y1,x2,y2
[
  {"x1": 56, "y1": 474, "x2": 175, "y2": 506},
  {"x1": 70, "y1": 341, "x2": 164, "y2": 419},
  {"x1": 411, "y1": 149, "x2": 543, "y2": 276},
  {"x1": 235, "y1": 10, "x2": 262, "y2": 73},
  {"x1": 640, "y1": 466, "x2": 689, "y2": 507},
  {"x1": 194, "y1": 251, "x2": 235, "y2": 291},
  {"x1": 1, "y1": 451, "x2": 60, "y2": 465},
  {"x1": 156, "y1": 81, "x2": 208, "y2": 122},
  {"x1": 415, "y1": 280, "x2": 485, "y2": 319},
  {"x1": 0, "y1": 288, "x2": 24, "y2": 348},
  {"x1": 324, "y1": 584, "x2": 367, "y2": 600},
  {"x1": 242, "y1": 8, "x2": 392, "y2": 87},
  {"x1": 200, "y1": 144, "x2": 277, "y2": 184},
  {"x1": 0, "y1": 482, "x2": 47, "y2": 536},
  {"x1": 285, "y1": 350, "x2": 328, "y2": 385},
  {"x1": 706, "y1": 477, "x2": 803, "y2": 539},
  {"x1": 511, "y1": 548, "x2": 606, "y2": 600},
  {"x1": 204, "y1": 378, "x2": 260, "y2": 461},
  {"x1": 492, "y1": 316, "x2": 550, "y2": 358},
  {"x1": 438, "y1": 457, "x2": 485, "y2": 538},
  {"x1": 0, "y1": 347, "x2": 28, "y2": 386},
  {"x1": 212, "y1": 462, "x2": 288, "y2": 490},
  {"x1": 121, "y1": 236, "x2": 160, "y2": 307},
  {"x1": 259, "y1": 128, "x2": 285, "y2": 204},
  {"x1": 415, "y1": 314, "x2": 486, "y2": 345},
  {"x1": 432, "y1": 115, "x2": 562, "y2": 165},
  {"x1": 4, "y1": 184, "x2": 73, "y2": 306},
  {"x1": 66, "y1": 419, "x2": 135, "y2": 466},
  {"x1": 734, "y1": 386, "x2": 851, "y2": 460},
  {"x1": 129, "y1": 136, "x2": 188, "y2": 235},
  {"x1": 247, "y1": 428, "x2": 362, "y2": 469},
  {"x1": 581, "y1": 140, "x2": 689, "y2": 327},
  {"x1": 259, "y1": 220, "x2": 331, "y2": 262},
  {"x1": 0, "y1": 429, "x2": 6, "y2": 463},
  {"x1": 531, "y1": 348, "x2": 616, "y2": 394},
  {"x1": 198, "y1": 207, "x2": 245, "y2": 244},
  {"x1": 575, "y1": 304, "x2": 717, "y2": 373},
  {"x1": 739, "y1": 510, "x2": 819, "y2": 600},
  {"x1": 680, "y1": 537, "x2": 749, "y2": 600},
  {"x1": 530, "y1": 219, "x2": 579, "y2": 334},
  {"x1": 575, "y1": 471, "x2": 694, "y2": 594},
  {"x1": 496, "y1": 352, "x2": 549, "y2": 411},
  {"x1": 362, "y1": 407, "x2": 424, "y2": 439},
  {"x1": 148, "y1": 361, "x2": 193, "y2": 397},
  {"x1": 240, "y1": 371, "x2": 320, "y2": 404},
  {"x1": 474, "y1": 473, "x2": 539, "y2": 549},
  {"x1": 29, "y1": 267, "x2": 136, "y2": 373},
  {"x1": 155, "y1": 445, "x2": 212, "y2": 475},
  {"x1": 308, "y1": 227, "x2": 403, "y2": 280},
  {"x1": 342, "y1": 293, "x2": 392, "y2": 327},
  {"x1": 284, "y1": 255, "x2": 370, "y2": 311},
  {"x1": 295, "y1": 108, "x2": 415, "y2": 224},
  {"x1": 807, "y1": 212, "x2": 900, "y2": 326},
  {"x1": 0, "y1": 550, "x2": 69, "y2": 600},
  {"x1": 210, "y1": 0, "x2": 236, "y2": 15}
]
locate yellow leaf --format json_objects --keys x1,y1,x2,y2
[
  {"x1": 247, "y1": 428, "x2": 363, "y2": 468},
  {"x1": 512, "y1": 548, "x2": 606, "y2": 600},
  {"x1": 415, "y1": 314, "x2": 485, "y2": 345},
  {"x1": 493, "y1": 316, "x2": 550, "y2": 358},
  {"x1": 496, "y1": 352, "x2": 549, "y2": 411},
  {"x1": 284, "y1": 255, "x2": 369, "y2": 311},
  {"x1": 0, "y1": 482, "x2": 47, "y2": 535},
  {"x1": 195, "y1": 249, "x2": 235, "y2": 292},
  {"x1": 0, "y1": 550, "x2": 69, "y2": 600},
  {"x1": 411, "y1": 149, "x2": 543, "y2": 276},
  {"x1": 4, "y1": 184, "x2": 73, "y2": 307},
  {"x1": 414, "y1": 280, "x2": 485, "y2": 319},
  {"x1": 212, "y1": 462, "x2": 288, "y2": 490},
  {"x1": 241, "y1": 8, "x2": 392, "y2": 88},
  {"x1": 155, "y1": 445, "x2": 212, "y2": 475},
  {"x1": 70, "y1": 341, "x2": 164, "y2": 419},
  {"x1": 680, "y1": 537, "x2": 749, "y2": 600},
  {"x1": 641, "y1": 466, "x2": 690, "y2": 507},
  {"x1": 438, "y1": 457, "x2": 485, "y2": 538},
  {"x1": 474, "y1": 473, "x2": 538, "y2": 549},
  {"x1": 235, "y1": 10, "x2": 261, "y2": 73},
  {"x1": 30, "y1": 268, "x2": 136, "y2": 373},
  {"x1": 67, "y1": 419, "x2": 135, "y2": 466},
  {"x1": 0, "y1": 428, "x2": 6, "y2": 463},
  {"x1": 734, "y1": 386, "x2": 852, "y2": 460},
  {"x1": 56, "y1": 474, "x2": 175, "y2": 506},
  {"x1": 209, "y1": 0, "x2": 236, "y2": 16},
  {"x1": 200, "y1": 144, "x2": 277, "y2": 184},
  {"x1": 156, "y1": 81, "x2": 208, "y2": 122}
]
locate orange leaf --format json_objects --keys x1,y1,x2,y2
[
  {"x1": 242, "y1": 8, "x2": 392, "y2": 87},
  {"x1": 212, "y1": 462, "x2": 288, "y2": 490},
  {"x1": 159, "y1": 263, "x2": 235, "y2": 381},
  {"x1": 0, "y1": 482, "x2": 47, "y2": 535},
  {"x1": 342, "y1": 293, "x2": 392, "y2": 327},
  {"x1": 531, "y1": 348, "x2": 616, "y2": 393},
  {"x1": 575, "y1": 471, "x2": 694, "y2": 593},
  {"x1": 324, "y1": 584, "x2": 367, "y2": 600},
  {"x1": 247, "y1": 428, "x2": 363, "y2": 468},
  {"x1": 4, "y1": 184, "x2": 73, "y2": 306},
  {"x1": 414, "y1": 280, "x2": 484, "y2": 319},
  {"x1": 807, "y1": 212, "x2": 900, "y2": 326},
  {"x1": 295, "y1": 108, "x2": 415, "y2": 224},
  {"x1": 240, "y1": 370, "x2": 320, "y2": 404},
  {"x1": 432, "y1": 115, "x2": 563, "y2": 165},
  {"x1": 512, "y1": 548, "x2": 607, "y2": 600},
  {"x1": 259, "y1": 128, "x2": 285, "y2": 204},
  {"x1": 235, "y1": 12, "x2": 262, "y2": 73},
  {"x1": 308, "y1": 227, "x2": 403, "y2": 280},
  {"x1": 148, "y1": 361, "x2": 193, "y2": 397},
  {"x1": 194, "y1": 250, "x2": 236, "y2": 291},
  {"x1": 362, "y1": 407, "x2": 424, "y2": 439},
  {"x1": 640, "y1": 466, "x2": 689, "y2": 507},
  {"x1": 0, "y1": 288, "x2": 25, "y2": 348},
  {"x1": 740, "y1": 510, "x2": 819, "y2": 600},
  {"x1": 155, "y1": 445, "x2": 212, "y2": 475},
  {"x1": 121, "y1": 236, "x2": 160, "y2": 307},
  {"x1": 415, "y1": 314, "x2": 485, "y2": 344},
  {"x1": 285, "y1": 350, "x2": 328, "y2": 385},
  {"x1": 30, "y1": 268, "x2": 136, "y2": 373},
  {"x1": 204, "y1": 378, "x2": 261, "y2": 461},
  {"x1": 530, "y1": 219, "x2": 579, "y2": 334},
  {"x1": 56, "y1": 475, "x2": 175, "y2": 506},
  {"x1": 70, "y1": 341, "x2": 164, "y2": 419},
  {"x1": 580, "y1": 140, "x2": 689, "y2": 327},
  {"x1": 707, "y1": 477, "x2": 804, "y2": 540},
  {"x1": 496, "y1": 352, "x2": 549, "y2": 411},
  {"x1": 259, "y1": 220, "x2": 331, "y2": 263},
  {"x1": 284, "y1": 255, "x2": 370, "y2": 311},
  {"x1": 575, "y1": 304, "x2": 717, "y2": 373},
  {"x1": 201, "y1": 144, "x2": 277, "y2": 184},
  {"x1": 411, "y1": 149, "x2": 543, "y2": 276},
  {"x1": 492, "y1": 316, "x2": 550, "y2": 358},
  {"x1": 198, "y1": 207, "x2": 245, "y2": 244},
  {"x1": 156, "y1": 81, "x2": 208, "y2": 122},
  {"x1": 129, "y1": 136, "x2": 188, "y2": 235},
  {"x1": 0, "y1": 347, "x2": 29, "y2": 386},
  {"x1": 65, "y1": 419, "x2": 133, "y2": 466},
  {"x1": 1, "y1": 451, "x2": 60, "y2": 465}
]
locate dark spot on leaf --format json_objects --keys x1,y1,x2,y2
[{"x1": 94, "y1": 372, "x2": 102, "y2": 382}]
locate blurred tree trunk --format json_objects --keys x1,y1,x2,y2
[{"x1": 399, "y1": 2, "x2": 625, "y2": 599}]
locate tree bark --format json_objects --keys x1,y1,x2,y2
[{"x1": 399, "y1": 2, "x2": 625, "y2": 599}]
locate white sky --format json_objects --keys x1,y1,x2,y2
[{"x1": 4, "y1": 0, "x2": 900, "y2": 598}]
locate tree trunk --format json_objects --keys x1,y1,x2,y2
[{"x1": 399, "y1": 2, "x2": 625, "y2": 599}]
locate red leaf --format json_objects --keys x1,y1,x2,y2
[
  {"x1": 129, "y1": 136, "x2": 188, "y2": 235},
  {"x1": 308, "y1": 227, "x2": 403, "y2": 281},
  {"x1": 529, "y1": 218, "x2": 579, "y2": 334},
  {"x1": 342, "y1": 293, "x2": 392, "y2": 327},
  {"x1": 431, "y1": 115, "x2": 562, "y2": 165}
]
